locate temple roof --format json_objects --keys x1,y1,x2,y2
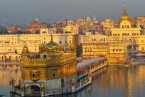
[{"x1": 45, "y1": 34, "x2": 58, "y2": 48}]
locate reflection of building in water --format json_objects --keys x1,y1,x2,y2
[
  {"x1": 103, "y1": 65, "x2": 145, "y2": 97},
  {"x1": 126, "y1": 65, "x2": 145, "y2": 97},
  {"x1": 20, "y1": 35, "x2": 77, "y2": 95},
  {"x1": 0, "y1": 53, "x2": 20, "y2": 62},
  {"x1": 0, "y1": 69, "x2": 21, "y2": 86}
]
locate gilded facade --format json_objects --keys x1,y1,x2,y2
[
  {"x1": 21, "y1": 35, "x2": 77, "y2": 94},
  {"x1": 82, "y1": 43, "x2": 108, "y2": 60},
  {"x1": 80, "y1": 4, "x2": 138, "y2": 65}
]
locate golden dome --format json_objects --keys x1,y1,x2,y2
[
  {"x1": 45, "y1": 34, "x2": 58, "y2": 48},
  {"x1": 120, "y1": 2, "x2": 130, "y2": 21},
  {"x1": 120, "y1": 13, "x2": 130, "y2": 21},
  {"x1": 45, "y1": 40, "x2": 58, "y2": 48},
  {"x1": 23, "y1": 45, "x2": 28, "y2": 50}
]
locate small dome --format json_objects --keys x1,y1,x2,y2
[
  {"x1": 23, "y1": 45, "x2": 28, "y2": 49},
  {"x1": 45, "y1": 34, "x2": 58, "y2": 48},
  {"x1": 120, "y1": 14, "x2": 130, "y2": 21},
  {"x1": 120, "y1": 3, "x2": 130, "y2": 22},
  {"x1": 45, "y1": 40, "x2": 58, "y2": 48}
]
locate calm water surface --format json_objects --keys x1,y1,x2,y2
[
  {"x1": 1, "y1": 65, "x2": 145, "y2": 97},
  {"x1": 0, "y1": 69, "x2": 21, "y2": 97}
]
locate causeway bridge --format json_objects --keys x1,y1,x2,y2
[
  {"x1": 77, "y1": 57, "x2": 107, "y2": 80},
  {"x1": 130, "y1": 50, "x2": 145, "y2": 64}
]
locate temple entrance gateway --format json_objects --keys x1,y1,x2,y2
[{"x1": 25, "y1": 85, "x2": 40, "y2": 94}]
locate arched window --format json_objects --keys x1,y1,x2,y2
[
  {"x1": 122, "y1": 25, "x2": 124, "y2": 28},
  {"x1": 31, "y1": 69, "x2": 40, "y2": 81}
]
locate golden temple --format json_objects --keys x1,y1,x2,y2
[{"x1": 20, "y1": 34, "x2": 77, "y2": 95}]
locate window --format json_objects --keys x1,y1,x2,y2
[
  {"x1": 31, "y1": 70, "x2": 40, "y2": 81},
  {"x1": 53, "y1": 74, "x2": 55, "y2": 78},
  {"x1": 60, "y1": 41, "x2": 62, "y2": 44},
  {"x1": 33, "y1": 74, "x2": 36, "y2": 78},
  {"x1": 42, "y1": 31, "x2": 46, "y2": 33}
]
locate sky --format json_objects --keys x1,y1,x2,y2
[{"x1": 0, "y1": 0, "x2": 145, "y2": 25}]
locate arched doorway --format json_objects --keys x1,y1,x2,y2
[{"x1": 25, "y1": 85, "x2": 40, "y2": 94}]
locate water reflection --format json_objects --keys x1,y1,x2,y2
[
  {"x1": 75, "y1": 65, "x2": 145, "y2": 97},
  {"x1": 0, "y1": 69, "x2": 21, "y2": 97},
  {"x1": 1, "y1": 65, "x2": 145, "y2": 97}
]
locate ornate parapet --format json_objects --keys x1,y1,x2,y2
[{"x1": 22, "y1": 59, "x2": 47, "y2": 67}]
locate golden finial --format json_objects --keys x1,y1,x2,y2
[
  {"x1": 35, "y1": 17, "x2": 39, "y2": 22},
  {"x1": 51, "y1": 34, "x2": 53, "y2": 41},
  {"x1": 123, "y1": 0, "x2": 127, "y2": 15}
]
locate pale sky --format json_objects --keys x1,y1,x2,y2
[{"x1": 0, "y1": 0, "x2": 145, "y2": 25}]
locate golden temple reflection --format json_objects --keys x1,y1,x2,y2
[{"x1": 83, "y1": 65, "x2": 145, "y2": 97}]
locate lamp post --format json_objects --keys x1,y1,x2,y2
[
  {"x1": 20, "y1": 84, "x2": 24, "y2": 96},
  {"x1": 40, "y1": 84, "x2": 45, "y2": 97}
]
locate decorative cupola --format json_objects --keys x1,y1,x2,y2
[
  {"x1": 45, "y1": 34, "x2": 59, "y2": 53},
  {"x1": 120, "y1": 2, "x2": 131, "y2": 28},
  {"x1": 22, "y1": 45, "x2": 29, "y2": 59}
]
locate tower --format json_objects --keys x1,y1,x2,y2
[{"x1": 120, "y1": 1, "x2": 131, "y2": 28}]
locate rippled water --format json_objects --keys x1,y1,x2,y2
[{"x1": 1, "y1": 65, "x2": 145, "y2": 97}]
